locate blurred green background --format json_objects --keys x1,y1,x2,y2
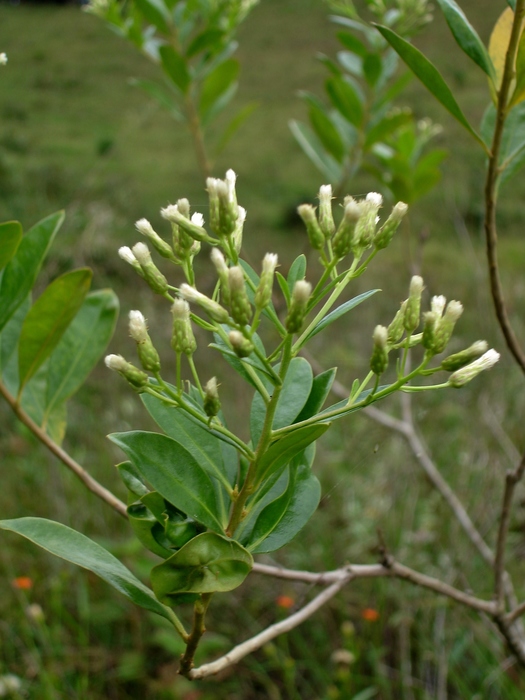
[{"x1": 1, "y1": 0, "x2": 525, "y2": 697}]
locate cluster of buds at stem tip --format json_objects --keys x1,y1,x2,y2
[
  {"x1": 370, "y1": 325, "x2": 389, "y2": 376},
  {"x1": 448, "y1": 349, "x2": 500, "y2": 388},
  {"x1": 179, "y1": 283, "x2": 230, "y2": 324},
  {"x1": 207, "y1": 170, "x2": 244, "y2": 244},
  {"x1": 161, "y1": 204, "x2": 208, "y2": 244},
  {"x1": 255, "y1": 253, "x2": 278, "y2": 311},
  {"x1": 423, "y1": 296, "x2": 463, "y2": 356},
  {"x1": 355, "y1": 192, "x2": 382, "y2": 248},
  {"x1": 105, "y1": 354, "x2": 148, "y2": 390},
  {"x1": 285, "y1": 280, "x2": 312, "y2": 334},
  {"x1": 129, "y1": 310, "x2": 160, "y2": 372},
  {"x1": 135, "y1": 218, "x2": 175, "y2": 261},
  {"x1": 131, "y1": 242, "x2": 169, "y2": 296},
  {"x1": 228, "y1": 266, "x2": 252, "y2": 326},
  {"x1": 332, "y1": 198, "x2": 361, "y2": 259},
  {"x1": 203, "y1": 377, "x2": 221, "y2": 418},
  {"x1": 171, "y1": 299, "x2": 197, "y2": 356}
]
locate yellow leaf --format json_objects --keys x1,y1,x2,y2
[{"x1": 489, "y1": 8, "x2": 515, "y2": 90}]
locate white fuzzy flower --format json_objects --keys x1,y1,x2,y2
[
  {"x1": 366, "y1": 192, "x2": 383, "y2": 207},
  {"x1": 262, "y1": 252, "x2": 278, "y2": 274},
  {"x1": 191, "y1": 212, "x2": 204, "y2": 227},
  {"x1": 131, "y1": 242, "x2": 151, "y2": 265},
  {"x1": 431, "y1": 295, "x2": 446, "y2": 317},
  {"x1": 160, "y1": 204, "x2": 180, "y2": 221},
  {"x1": 128, "y1": 310, "x2": 148, "y2": 343},
  {"x1": 449, "y1": 349, "x2": 500, "y2": 387},
  {"x1": 135, "y1": 218, "x2": 155, "y2": 237},
  {"x1": 118, "y1": 246, "x2": 137, "y2": 265}
]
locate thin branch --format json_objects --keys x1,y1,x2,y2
[
  {"x1": 484, "y1": 0, "x2": 525, "y2": 375},
  {"x1": 494, "y1": 453, "x2": 525, "y2": 609},
  {"x1": 506, "y1": 600, "x2": 525, "y2": 625},
  {"x1": 0, "y1": 380, "x2": 127, "y2": 518},
  {"x1": 252, "y1": 561, "x2": 382, "y2": 583},
  {"x1": 180, "y1": 593, "x2": 212, "y2": 676}
]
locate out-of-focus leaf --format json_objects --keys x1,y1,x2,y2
[
  {"x1": 199, "y1": 58, "x2": 239, "y2": 123},
  {"x1": 134, "y1": 0, "x2": 170, "y2": 33},
  {"x1": 289, "y1": 120, "x2": 343, "y2": 182},
  {"x1": 436, "y1": 0, "x2": 496, "y2": 81},
  {"x1": 0, "y1": 211, "x2": 64, "y2": 334},
  {"x1": 159, "y1": 45, "x2": 191, "y2": 94},
  {"x1": 374, "y1": 24, "x2": 485, "y2": 148},
  {"x1": 489, "y1": 8, "x2": 516, "y2": 90},
  {"x1": 336, "y1": 31, "x2": 367, "y2": 57},
  {"x1": 0, "y1": 296, "x2": 29, "y2": 377},
  {"x1": 364, "y1": 109, "x2": 413, "y2": 148},
  {"x1": 129, "y1": 78, "x2": 184, "y2": 121},
  {"x1": 18, "y1": 269, "x2": 92, "y2": 394},
  {"x1": 363, "y1": 53, "x2": 382, "y2": 87},
  {"x1": 0, "y1": 518, "x2": 174, "y2": 622},
  {"x1": 151, "y1": 533, "x2": 253, "y2": 602},
  {"x1": 214, "y1": 101, "x2": 258, "y2": 156},
  {"x1": 511, "y1": 28, "x2": 525, "y2": 107},
  {"x1": 326, "y1": 76, "x2": 363, "y2": 127},
  {"x1": 300, "y1": 92, "x2": 346, "y2": 162},
  {"x1": 0, "y1": 221, "x2": 22, "y2": 271},
  {"x1": 187, "y1": 28, "x2": 224, "y2": 57}
]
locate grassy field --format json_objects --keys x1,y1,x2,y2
[{"x1": 1, "y1": 0, "x2": 525, "y2": 697}]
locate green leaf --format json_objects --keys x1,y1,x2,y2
[
  {"x1": 18, "y1": 269, "x2": 92, "y2": 394},
  {"x1": 276, "y1": 272, "x2": 291, "y2": 306},
  {"x1": 364, "y1": 109, "x2": 413, "y2": 149},
  {"x1": 374, "y1": 24, "x2": 485, "y2": 148},
  {"x1": 287, "y1": 254, "x2": 307, "y2": 295},
  {"x1": 302, "y1": 290, "x2": 380, "y2": 343},
  {"x1": 295, "y1": 368, "x2": 337, "y2": 423},
  {"x1": 363, "y1": 53, "x2": 382, "y2": 87},
  {"x1": 0, "y1": 211, "x2": 64, "y2": 334},
  {"x1": 134, "y1": 0, "x2": 170, "y2": 33},
  {"x1": 129, "y1": 78, "x2": 184, "y2": 121},
  {"x1": 510, "y1": 28, "x2": 525, "y2": 107},
  {"x1": 141, "y1": 391, "x2": 236, "y2": 490},
  {"x1": 289, "y1": 120, "x2": 343, "y2": 183},
  {"x1": 187, "y1": 28, "x2": 224, "y2": 57},
  {"x1": 508, "y1": 0, "x2": 517, "y2": 9},
  {"x1": 0, "y1": 517, "x2": 174, "y2": 622},
  {"x1": 436, "y1": 0, "x2": 496, "y2": 81},
  {"x1": 214, "y1": 101, "x2": 258, "y2": 157},
  {"x1": 151, "y1": 532, "x2": 253, "y2": 602},
  {"x1": 159, "y1": 45, "x2": 191, "y2": 94},
  {"x1": 250, "y1": 357, "x2": 313, "y2": 445},
  {"x1": 254, "y1": 423, "x2": 329, "y2": 488},
  {"x1": 0, "y1": 296, "x2": 30, "y2": 377},
  {"x1": 127, "y1": 501, "x2": 173, "y2": 559},
  {"x1": 248, "y1": 462, "x2": 321, "y2": 553},
  {"x1": 0, "y1": 221, "x2": 22, "y2": 271},
  {"x1": 199, "y1": 59, "x2": 239, "y2": 123},
  {"x1": 300, "y1": 92, "x2": 346, "y2": 163},
  {"x1": 109, "y1": 431, "x2": 225, "y2": 533},
  {"x1": 317, "y1": 385, "x2": 390, "y2": 424},
  {"x1": 45, "y1": 289, "x2": 119, "y2": 417},
  {"x1": 326, "y1": 76, "x2": 364, "y2": 127},
  {"x1": 117, "y1": 461, "x2": 149, "y2": 498},
  {"x1": 336, "y1": 31, "x2": 368, "y2": 57}
]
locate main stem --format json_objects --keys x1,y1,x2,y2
[
  {"x1": 179, "y1": 593, "x2": 212, "y2": 676},
  {"x1": 484, "y1": 0, "x2": 525, "y2": 375}
]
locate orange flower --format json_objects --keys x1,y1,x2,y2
[
  {"x1": 12, "y1": 576, "x2": 33, "y2": 591},
  {"x1": 361, "y1": 608, "x2": 379, "y2": 622},
  {"x1": 276, "y1": 595, "x2": 295, "y2": 609}
]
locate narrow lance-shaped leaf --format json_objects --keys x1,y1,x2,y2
[
  {"x1": 326, "y1": 75, "x2": 364, "y2": 127},
  {"x1": 510, "y1": 23, "x2": 525, "y2": 107},
  {"x1": 159, "y1": 45, "x2": 191, "y2": 95},
  {"x1": 18, "y1": 269, "x2": 92, "y2": 395},
  {"x1": 436, "y1": 0, "x2": 496, "y2": 82},
  {"x1": 295, "y1": 368, "x2": 337, "y2": 423},
  {"x1": 0, "y1": 211, "x2": 64, "y2": 334},
  {"x1": 289, "y1": 120, "x2": 344, "y2": 183},
  {"x1": 0, "y1": 221, "x2": 22, "y2": 271},
  {"x1": 300, "y1": 289, "x2": 380, "y2": 345},
  {"x1": 0, "y1": 518, "x2": 176, "y2": 623},
  {"x1": 488, "y1": 8, "x2": 515, "y2": 90},
  {"x1": 374, "y1": 24, "x2": 486, "y2": 149}
]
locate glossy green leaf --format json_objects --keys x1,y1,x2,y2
[
  {"x1": 45, "y1": 289, "x2": 118, "y2": 417},
  {"x1": 295, "y1": 368, "x2": 337, "y2": 423},
  {"x1": 302, "y1": 290, "x2": 380, "y2": 343},
  {"x1": 254, "y1": 423, "x2": 329, "y2": 488},
  {"x1": 151, "y1": 532, "x2": 253, "y2": 602},
  {"x1": 117, "y1": 461, "x2": 150, "y2": 498},
  {"x1": 18, "y1": 269, "x2": 92, "y2": 394},
  {"x1": 326, "y1": 76, "x2": 363, "y2": 127},
  {"x1": 141, "y1": 391, "x2": 236, "y2": 489},
  {"x1": 250, "y1": 357, "x2": 313, "y2": 445},
  {"x1": 109, "y1": 431, "x2": 225, "y2": 533},
  {"x1": 134, "y1": 0, "x2": 170, "y2": 33},
  {"x1": 159, "y1": 45, "x2": 191, "y2": 94},
  {"x1": 0, "y1": 211, "x2": 64, "y2": 334},
  {"x1": 0, "y1": 221, "x2": 22, "y2": 271},
  {"x1": 0, "y1": 517, "x2": 174, "y2": 622},
  {"x1": 374, "y1": 24, "x2": 485, "y2": 148},
  {"x1": 289, "y1": 119, "x2": 343, "y2": 182},
  {"x1": 287, "y1": 254, "x2": 307, "y2": 295},
  {"x1": 128, "y1": 501, "x2": 173, "y2": 559},
  {"x1": 199, "y1": 59, "x2": 239, "y2": 123},
  {"x1": 436, "y1": 0, "x2": 496, "y2": 81},
  {"x1": 248, "y1": 463, "x2": 321, "y2": 553}
]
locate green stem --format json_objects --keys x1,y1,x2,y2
[
  {"x1": 242, "y1": 362, "x2": 271, "y2": 403},
  {"x1": 188, "y1": 356, "x2": 204, "y2": 398},
  {"x1": 166, "y1": 606, "x2": 190, "y2": 642},
  {"x1": 179, "y1": 593, "x2": 212, "y2": 676}
]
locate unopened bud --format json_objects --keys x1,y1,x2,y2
[
  {"x1": 171, "y1": 299, "x2": 197, "y2": 356},
  {"x1": 356, "y1": 192, "x2": 382, "y2": 248},
  {"x1": 441, "y1": 340, "x2": 489, "y2": 371},
  {"x1": 131, "y1": 242, "x2": 169, "y2": 295},
  {"x1": 225, "y1": 169, "x2": 238, "y2": 208},
  {"x1": 118, "y1": 246, "x2": 145, "y2": 278},
  {"x1": 128, "y1": 310, "x2": 160, "y2": 372},
  {"x1": 211, "y1": 247, "x2": 231, "y2": 306},
  {"x1": 229, "y1": 330, "x2": 254, "y2": 357},
  {"x1": 432, "y1": 300, "x2": 463, "y2": 354},
  {"x1": 404, "y1": 275, "x2": 423, "y2": 333},
  {"x1": 431, "y1": 295, "x2": 446, "y2": 317},
  {"x1": 217, "y1": 179, "x2": 238, "y2": 237},
  {"x1": 422, "y1": 311, "x2": 438, "y2": 351},
  {"x1": 387, "y1": 301, "x2": 407, "y2": 344},
  {"x1": 232, "y1": 205, "x2": 246, "y2": 253},
  {"x1": 135, "y1": 218, "x2": 174, "y2": 260},
  {"x1": 207, "y1": 178, "x2": 221, "y2": 234},
  {"x1": 255, "y1": 253, "x2": 278, "y2": 311},
  {"x1": 318, "y1": 184, "x2": 335, "y2": 239},
  {"x1": 177, "y1": 198, "x2": 190, "y2": 218},
  {"x1": 297, "y1": 203, "x2": 324, "y2": 250},
  {"x1": 161, "y1": 205, "x2": 208, "y2": 242},
  {"x1": 285, "y1": 280, "x2": 312, "y2": 334},
  {"x1": 374, "y1": 202, "x2": 408, "y2": 250},
  {"x1": 180, "y1": 283, "x2": 230, "y2": 324},
  {"x1": 370, "y1": 325, "x2": 389, "y2": 376},
  {"x1": 203, "y1": 377, "x2": 221, "y2": 418},
  {"x1": 332, "y1": 200, "x2": 362, "y2": 259},
  {"x1": 105, "y1": 354, "x2": 148, "y2": 389},
  {"x1": 449, "y1": 349, "x2": 500, "y2": 387},
  {"x1": 228, "y1": 266, "x2": 252, "y2": 326}
]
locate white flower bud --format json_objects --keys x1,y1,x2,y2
[
  {"x1": 366, "y1": 192, "x2": 383, "y2": 207},
  {"x1": 135, "y1": 218, "x2": 156, "y2": 237},
  {"x1": 191, "y1": 212, "x2": 204, "y2": 227},
  {"x1": 449, "y1": 349, "x2": 500, "y2": 387},
  {"x1": 237, "y1": 205, "x2": 247, "y2": 224},
  {"x1": 225, "y1": 169, "x2": 237, "y2": 202},
  {"x1": 262, "y1": 252, "x2": 278, "y2": 274},
  {"x1": 105, "y1": 354, "x2": 128, "y2": 371},
  {"x1": 132, "y1": 242, "x2": 152, "y2": 266},
  {"x1": 431, "y1": 295, "x2": 446, "y2": 317},
  {"x1": 160, "y1": 204, "x2": 179, "y2": 220},
  {"x1": 211, "y1": 247, "x2": 228, "y2": 274},
  {"x1": 118, "y1": 246, "x2": 137, "y2": 266},
  {"x1": 0, "y1": 53, "x2": 8, "y2": 66},
  {"x1": 128, "y1": 310, "x2": 148, "y2": 343},
  {"x1": 171, "y1": 298, "x2": 191, "y2": 320}
]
